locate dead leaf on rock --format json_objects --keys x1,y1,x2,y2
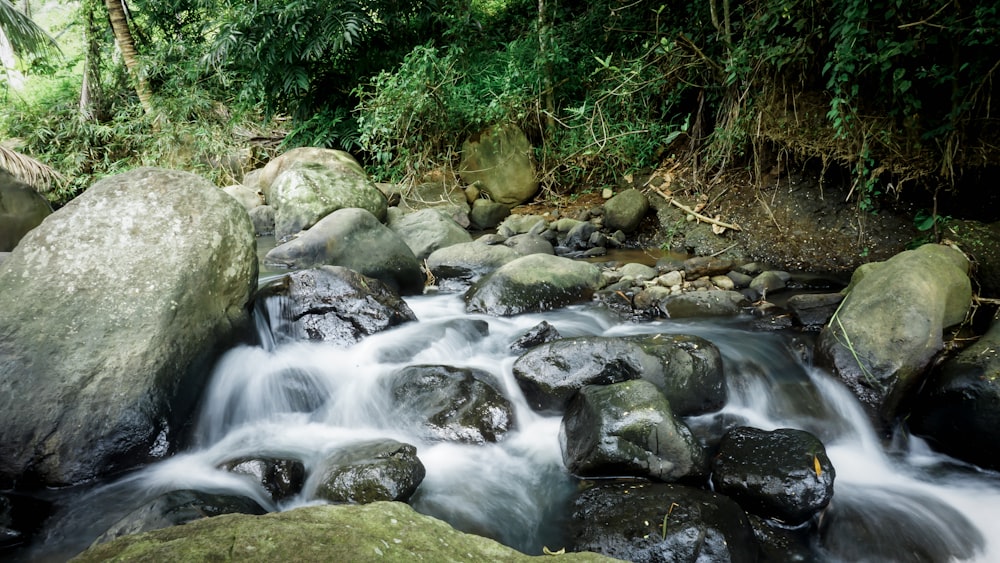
[{"x1": 712, "y1": 215, "x2": 727, "y2": 235}]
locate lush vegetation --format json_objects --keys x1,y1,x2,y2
[{"x1": 1, "y1": 0, "x2": 998, "y2": 208}]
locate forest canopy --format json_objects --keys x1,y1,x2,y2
[{"x1": 2, "y1": 0, "x2": 998, "y2": 208}]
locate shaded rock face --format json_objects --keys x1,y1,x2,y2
[
  {"x1": 307, "y1": 440, "x2": 425, "y2": 504},
  {"x1": 947, "y1": 219, "x2": 1000, "y2": 298},
  {"x1": 512, "y1": 334, "x2": 725, "y2": 415},
  {"x1": 469, "y1": 199, "x2": 511, "y2": 230},
  {"x1": 94, "y1": 490, "x2": 266, "y2": 545},
  {"x1": 561, "y1": 381, "x2": 706, "y2": 482},
  {"x1": 220, "y1": 457, "x2": 307, "y2": 503},
  {"x1": 657, "y1": 289, "x2": 750, "y2": 318},
  {"x1": 256, "y1": 266, "x2": 416, "y2": 346},
  {"x1": 387, "y1": 365, "x2": 515, "y2": 444},
  {"x1": 818, "y1": 487, "x2": 983, "y2": 563},
  {"x1": 0, "y1": 171, "x2": 51, "y2": 252},
  {"x1": 0, "y1": 167, "x2": 257, "y2": 487},
  {"x1": 264, "y1": 207, "x2": 425, "y2": 295},
  {"x1": 786, "y1": 293, "x2": 844, "y2": 328},
  {"x1": 387, "y1": 207, "x2": 473, "y2": 260},
  {"x1": 426, "y1": 241, "x2": 521, "y2": 290},
  {"x1": 911, "y1": 310, "x2": 1000, "y2": 470},
  {"x1": 569, "y1": 481, "x2": 758, "y2": 563},
  {"x1": 73, "y1": 502, "x2": 619, "y2": 563},
  {"x1": 464, "y1": 253, "x2": 602, "y2": 316},
  {"x1": 459, "y1": 124, "x2": 539, "y2": 205},
  {"x1": 816, "y1": 244, "x2": 971, "y2": 424},
  {"x1": 711, "y1": 427, "x2": 835, "y2": 525}
]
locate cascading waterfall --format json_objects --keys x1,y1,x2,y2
[{"x1": 27, "y1": 291, "x2": 1000, "y2": 561}]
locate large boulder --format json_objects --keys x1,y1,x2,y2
[
  {"x1": 816, "y1": 244, "x2": 972, "y2": 423},
  {"x1": 0, "y1": 170, "x2": 51, "y2": 252},
  {"x1": 306, "y1": 440, "x2": 425, "y2": 504},
  {"x1": 264, "y1": 208, "x2": 425, "y2": 295},
  {"x1": 73, "y1": 502, "x2": 619, "y2": 562},
  {"x1": 464, "y1": 253, "x2": 602, "y2": 316},
  {"x1": 256, "y1": 148, "x2": 385, "y2": 241},
  {"x1": 910, "y1": 309, "x2": 1000, "y2": 470},
  {"x1": 561, "y1": 381, "x2": 706, "y2": 482},
  {"x1": 255, "y1": 266, "x2": 416, "y2": 346},
  {"x1": 459, "y1": 124, "x2": 539, "y2": 205},
  {"x1": 0, "y1": 167, "x2": 257, "y2": 487},
  {"x1": 568, "y1": 482, "x2": 758, "y2": 563},
  {"x1": 603, "y1": 189, "x2": 649, "y2": 234},
  {"x1": 387, "y1": 364, "x2": 515, "y2": 444},
  {"x1": 711, "y1": 427, "x2": 835, "y2": 525},
  {"x1": 512, "y1": 334, "x2": 725, "y2": 414},
  {"x1": 388, "y1": 208, "x2": 473, "y2": 260}
]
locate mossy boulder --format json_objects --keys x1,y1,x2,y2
[{"x1": 72, "y1": 502, "x2": 620, "y2": 562}]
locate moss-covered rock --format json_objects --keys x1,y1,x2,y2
[{"x1": 71, "y1": 502, "x2": 620, "y2": 562}]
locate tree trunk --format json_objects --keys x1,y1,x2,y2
[
  {"x1": 104, "y1": 0, "x2": 152, "y2": 114},
  {"x1": 80, "y1": 0, "x2": 104, "y2": 120},
  {"x1": 537, "y1": 0, "x2": 556, "y2": 135}
]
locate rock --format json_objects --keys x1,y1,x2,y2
[
  {"x1": 248, "y1": 204, "x2": 276, "y2": 236},
  {"x1": 396, "y1": 180, "x2": 471, "y2": 228},
  {"x1": 0, "y1": 167, "x2": 257, "y2": 486},
  {"x1": 683, "y1": 256, "x2": 734, "y2": 278},
  {"x1": 94, "y1": 490, "x2": 266, "y2": 545},
  {"x1": 726, "y1": 270, "x2": 753, "y2": 288},
  {"x1": 563, "y1": 221, "x2": 597, "y2": 250},
  {"x1": 816, "y1": 244, "x2": 972, "y2": 423},
  {"x1": 504, "y1": 233, "x2": 555, "y2": 255},
  {"x1": 270, "y1": 161, "x2": 388, "y2": 242},
  {"x1": 819, "y1": 487, "x2": 983, "y2": 563},
  {"x1": 425, "y1": 241, "x2": 520, "y2": 287},
  {"x1": 750, "y1": 271, "x2": 787, "y2": 296},
  {"x1": 459, "y1": 124, "x2": 539, "y2": 205},
  {"x1": 562, "y1": 381, "x2": 706, "y2": 481},
  {"x1": 619, "y1": 263, "x2": 656, "y2": 282},
  {"x1": 307, "y1": 440, "x2": 425, "y2": 504},
  {"x1": 0, "y1": 492, "x2": 50, "y2": 550},
  {"x1": 603, "y1": 189, "x2": 649, "y2": 233},
  {"x1": 388, "y1": 208, "x2": 473, "y2": 260},
  {"x1": 0, "y1": 170, "x2": 52, "y2": 252},
  {"x1": 711, "y1": 427, "x2": 835, "y2": 525},
  {"x1": 568, "y1": 481, "x2": 758, "y2": 563},
  {"x1": 256, "y1": 266, "x2": 416, "y2": 346},
  {"x1": 498, "y1": 214, "x2": 548, "y2": 235},
  {"x1": 264, "y1": 208, "x2": 425, "y2": 295},
  {"x1": 787, "y1": 293, "x2": 844, "y2": 328},
  {"x1": 220, "y1": 457, "x2": 306, "y2": 503},
  {"x1": 911, "y1": 310, "x2": 1000, "y2": 470},
  {"x1": 0, "y1": 252, "x2": 8, "y2": 267},
  {"x1": 469, "y1": 199, "x2": 511, "y2": 230},
  {"x1": 257, "y1": 147, "x2": 368, "y2": 200},
  {"x1": 387, "y1": 365, "x2": 514, "y2": 444},
  {"x1": 657, "y1": 290, "x2": 750, "y2": 318},
  {"x1": 510, "y1": 321, "x2": 562, "y2": 353},
  {"x1": 512, "y1": 334, "x2": 725, "y2": 415},
  {"x1": 465, "y1": 254, "x2": 602, "y2": 316},
  {"x1": 73, "y1": 502, "x2": 618, "y2": 562},
  {"x1": 222, "y1": 184, "x2": 264, "y2": 210},
  {"x1": 657, "y1": 270, "x2": 684, "y2": 287}
]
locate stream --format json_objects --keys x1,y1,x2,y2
[{"x1": 21, "y1": 283, "x2": 1000, "y2": 561}]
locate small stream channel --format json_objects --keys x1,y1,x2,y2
[{"x1": 20, "y1": 259, "x2": 1000, "y2": 562}]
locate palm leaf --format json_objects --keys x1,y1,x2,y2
[
  {"x1": 0, "y1": 145, "x2": 65, "y2": 193},
  {"x1": 0, "y1": 0, "x2": 58, "y2": 58}
]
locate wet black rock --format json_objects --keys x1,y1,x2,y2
[
  {"x1": 568, "y1": 481, "x2": 758, "y2": 563},
  {"x1": 220, "y1": 457, "x2": 306, "y2": 503},
  {"x1": 509, "y1": 320, "x2": 562, "y2": 352},
  {"x1": 711, "y1": 427, "x2": 835, "y2": 525},
  {"x1": 388, "y1": 365, "x2": 515, "y2": 444},
  {"x1": 786, "y1": 293, "x2": 844, "y2": 328},
  {"x1": 257, "y1": 266, "x2": 416, "y2": 346},
  {"x1": 307, "y1": 439, "x2": 425, "y2": 504}
]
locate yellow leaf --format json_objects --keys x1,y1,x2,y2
[
  {"x1": 813, "y1": 455, "x2": 822, "y2": 477},
  {"x1": 543, "y1": 546, "x2": 566, "y2": 555}
]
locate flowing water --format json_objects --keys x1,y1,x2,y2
[{"x1": 22, "y1": 290, "x2": 1000, "y2": 562}]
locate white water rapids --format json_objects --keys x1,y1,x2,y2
[{"x1": 27, "y1": 291, "x2": 1000, "y2": 561}]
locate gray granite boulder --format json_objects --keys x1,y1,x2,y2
[
  {"x1": 464, "y1": 253, "x2": 601, "y2": 316},
  {"x1": 603, "y1": 189, "x2": 649, "y2": 233},
  {"x1": 0, "y1": 168, "x2": 257, "y2": 486},
  {"x1": 388, "y1": 208, "x2": 472, "y2": 260}
]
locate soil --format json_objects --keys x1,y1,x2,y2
[{"x1": 519, "y1": 164, "x2": 923, "y2": 275}]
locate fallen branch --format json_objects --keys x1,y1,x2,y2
[{"x1": 651, "y1": 186, "x2": 742, "y2": 231}]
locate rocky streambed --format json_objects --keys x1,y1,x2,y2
[{"x1": 3, "y1": 153, "x2": 1000, "y2": 562}]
